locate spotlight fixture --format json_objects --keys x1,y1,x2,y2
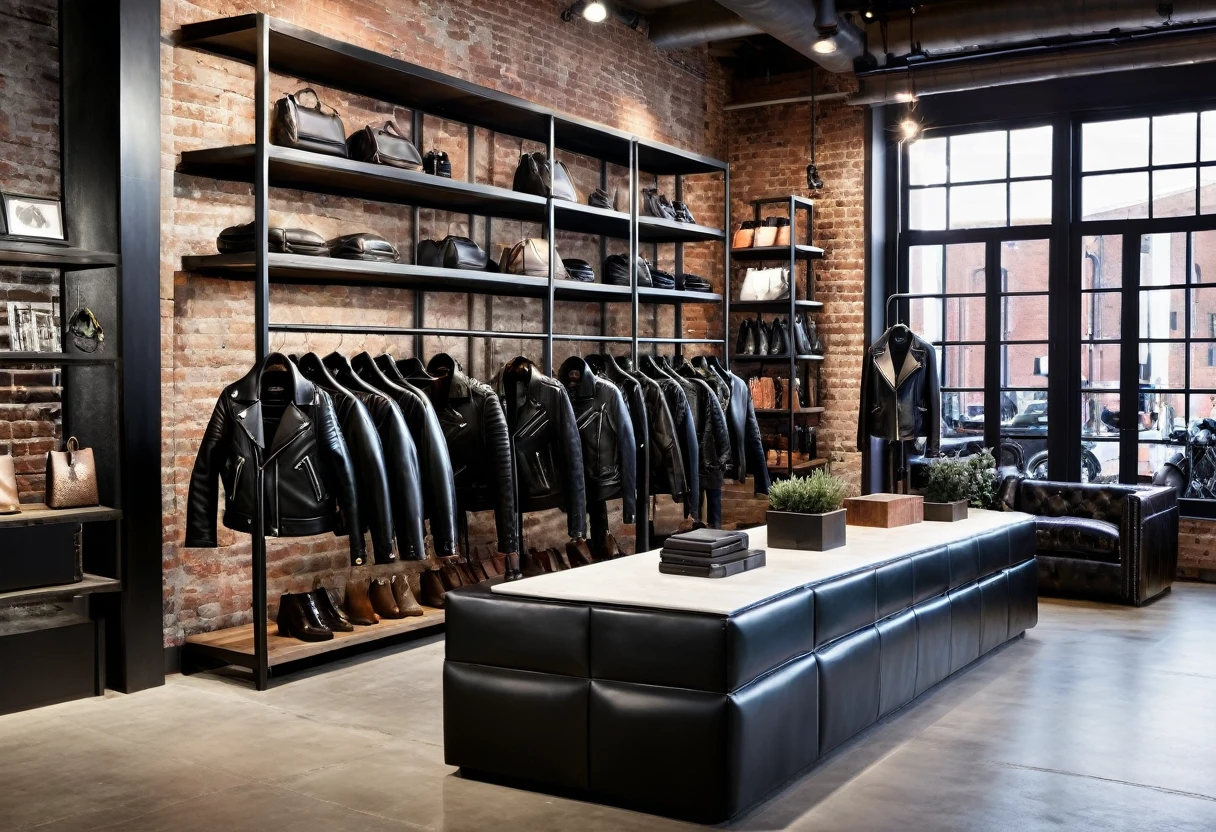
[
  {"x1": 900, "y1": 117, "x2": 921, "y2": 140},
  {"x1": 863, "y1": 4, "x2": 874, "y2": 19},
  {"x1": 812, "y1": 35, "x2": 838, "y2": 54},
  {"x1": 562, "y1": 1, "x2": 608, "y2": 23}
]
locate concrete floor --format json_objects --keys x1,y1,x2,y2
[{"x1": 3, "y1": 585, "x2": 1216, "y2": 832}]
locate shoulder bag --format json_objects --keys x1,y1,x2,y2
[
  {"x1": 328, "y1": 233, "x2": 400, "y2": 263},
  {"x1": 512, "y1": 152, "x2": 578, "y2": 202},
  {"x1": 46, "y1": 437, "x2": 99, "y2": 510},
  {"x1": 347, "y1": 121, "x2": 423, "y2": 170},
  {"x1": 642, "y1": 188, "x2": 677, "y2": 220},
  {"x1": 501, "y1": 238, "x2": 568, "y2": 279},
  {"x1": 217, "y1": 222, "x2": 329, "y2": 256},
  {"x1": 439, "y1": 236, "x2": 488, "y2": 270},
  {"x1": 739, "y1": 266, "x2": 790, "y2": 301},
  {"x1": 562, "y1": 258, "x2": 596, "y2": 283},
  {"x1": 604, "y1": 254, "x2": 651, "y2": 287},
  {"x1": 273, "y1": 88, "x2": 348, "y2": 158}
]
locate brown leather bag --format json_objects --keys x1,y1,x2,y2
[
  {"x1": 500, "y1": 238, "x2": 568, "y2": 279},
  {"x1": 0, "y1": 455, "x2": 19, "y2": 514},
  {"x1": 45, "y1": 437, "x2": 99, "y2": 509}
]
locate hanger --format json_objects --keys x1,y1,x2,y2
[
  {"x1": 639, "y1": 354, "x2": 667, "y2": 380},
  {"x1": 353, "y1": 351, "x2": 407, "y2": 398},
  {"x1": 703, "y1": 354, "x2": 730, "y2": 383},
  {"x1": 322, "y1": 351, "x2": 382, "y2": 397},
  {"x1": 298, "y1": 352, "x2": 353, "y2": 398},
  {"x1": 585, "y1": 353, "x2": 606, "y2": 375},
  {"x1": 375, "y1": 353, "x2": 413, "y2": 388},
  {"x1": 670, "y1": 353, "x2": 687, "y2": 369},
  {"x1": 612, "y1": 354, "x2": 634, "y2": 374},
  {"x1": 399, "y1": 356, "x2": 436, "y2": 382}
]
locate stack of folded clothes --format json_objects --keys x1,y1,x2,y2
[{"x1": 658, "y1": 528, "x2": 765, "y2": 578}]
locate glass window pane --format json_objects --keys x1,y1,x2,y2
[
  {"x1": 1141, "y1": 341, "x2": 1185, "y2": 388},
  {"x1": 1138, "y1": 443, "x2": 1180, "y2": 483},
  {"x1": 949, "y1": 130, "x2": 1007, "y2": 183},
  {"x1": 1082, "y1": 172, "x2": 1149, "y2": 220},
  {"x1": 1082, "y1": 291, "x2": 1121, "y2": 340},
  {"x1": 1190, "y1": 342, "x2": 1216, "y2": 388},
  {"x1": 1191, "y1": 287, "x2": 1216, "y2": 337},
  {"x1": 942, "y1": 345, "x2": 984, "y2": 388},
  {"x1": 1082, "y1": 234, "x2": 1123, "y2": 289},
  {"x1": 1142, "y1": 391, "x2": 1185, "y2": 438},
  {"x1": 949, "y1": 183, "x2": 1007, "y2": 229},
  {"x1": 1194, "y1": 230, "x2": 1216, "y2": 286},
  {"x1": 1201, "y1": 166, "x2": 1216, "y2": 214},
  {"x1": 1001, "y1": 238, "x2": 1050, "y2": 293},
  {"x1": 1002, "y1": 295, "x2": 1048, "y2": 341},
  {"x1": 1009, "y1": 126, "x2": 1052, "y2": 177},
  {"x1": 1152, "y1": 112, "x2": 1198, "y2": 166},
  {"x1": 1139, "y1": 288, "x2": 1185, "y2": 339},
  {"x1": 908, "y1": 137, "x2": 947, "y2": 186},
  {"x1": 1001, "y1": 343, "x2": 1049, "y2": 388},
  {"x1": 944, "y1": 243, "x2": 986, "y2": 293},
  {"x1": 1001, "y1": 390, "x2": 1049, "y2": 432},
  {"x1": 1083, "y1": 442, "x2": 1120, "y2": 483},
  {"x1": 1082, "y1": 117, "x2": 1149, "y2": 172},
  {"x1": 1202, "y1": 111, "x2": 1216, "y2": 162},
  {"x1": 1153, "y1": 167, "x2": 1197, "y2": 218},
  {"x1": 942, "y1": 391, "x2": 986, "y2": 437},
  {"x1": 1082, "y1": 343, "x2": 1121, "y2": 388},
  {"x1": 909, "y1": 298, "x2": 943, "y2": 343},
  {"x1": 1010, "y1": 179, "x2": 1052, "y2": 225},
  {"x1": 1083, "y1": 391, "x2": 1120, "y2": 438},
  {"x1": 1189, "y1": 392, "x2": 1216, "y2": 422},
  {"x1": 944, "y1": 297, "x2": 985, "y2": 341},
  {"x1": 1140, "y1": 232, "x2": 1187, "y2": 286},
  {"x1": 908, "y1": 245, "x2": 943, "y2": 294},
  {"x1": 909, "y1": 187, "x2": 946, "y2": 230}
]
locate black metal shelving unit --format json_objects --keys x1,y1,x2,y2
[
  {"x1": 730, "y1": 196, "x2": 828, "y2": 480},
  {"x1": 176, "y1": 14, "x2": 730, "y2": 689}
]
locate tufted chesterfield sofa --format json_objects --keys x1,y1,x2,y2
[{"x1": 998, "y1": 476, "x2": 1178, "y2": 605}]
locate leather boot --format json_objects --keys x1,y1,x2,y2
[
  {"x1": 503, "y1": 552, "x2": 523, "y2": 582},
  {"x1": 276, "y1": 593, "x2": 333, "y2": 642},
  {"x1": 420, "y1": 569, "x2": 447, "y2": 608},
  {"x1": 521, "y1": 548, "x2": 545, "y2": 578},
  {"x1": 604, "y1": 532, "x2": 624, "y2": 559},
  {"x1": 549, "y1": 546, "x2": 571, "y2": 570},
  {"x1": 456, "y1": 562, "x2": 479, "y2": 585},
  {"x1": 369, "y1": 577, "x2": 403, "y2": 619},
  {"x1": 736, "y1": 319, "x2": 755, "y2": 356},
  {"x1": 391, "y1": 574, "x2": 425, "y2": 617},
  {"x1": 566, "y1": 539, "x2": 595, "y2": 567},
  {"x1": 344, "y1": 579, "x2": 380, "y2": 626},
  {"x1": 311, "y1": 583, "x2": 354, "y2": 632},
  {"x1": 756, "y1": 317, "x2": 770, "y2": 355}
]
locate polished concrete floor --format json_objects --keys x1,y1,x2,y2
[{"x1": 4, "y1": 584, "x2": 1216, "y2": 832}]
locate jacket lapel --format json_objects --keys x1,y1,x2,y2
[
  {"x1": 874, "y1": 346, "x2": 898, "y2": 390},
  {"x1": 266, "y1": 403, "x2": 312, "y2": 461},
  {"x1": 896, "y1": 346, "x2": 925, "y2": 388},
  {"x1": 234, "y1": 401, "x2": 265, "y2": 449}
]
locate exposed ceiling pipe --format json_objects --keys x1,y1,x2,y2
[
  {"x1": 696, "y1": 0, "x2": 867, "y2": 72},
  {"x1": 649, "y1": 1, "x2": 761, "y2": 50},
  {"x1": 724, "y1": 91, "x2": 851, "y2": 110},
  {"x1": 851, "y1": 24, "x2": 1216, "y2": 105}
]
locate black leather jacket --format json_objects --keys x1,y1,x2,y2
[
  {"x1": 674, "y1": 363, "x2": 732, "y2": 491},
  {"x1": 857, "y1": 326, "x2": 941, "y2": 455},
  {"x1": 589, "y1": 355, "x2": 655, "y2": 502},
  {"x1": 492, "y1": 357, "x2": 586, "y2": 539},
  {"x1": 638, "y1": 357, "x2": 700, "y2": 515},
  {"x1": 702, "y1": 358, "x2": 770, "y2": 495},
  {"x1": 186, "y1": 354, "x2": 366, "y2": 565},
  {"x1": 558, "y1": 357, "x2": 637, "y2": 523},
  {"x1": 420, "y1": 354, "x2": 517, "y2": 554},
  {"x1": 631, "y1": 368, "x2": 686, "y2": 500}
]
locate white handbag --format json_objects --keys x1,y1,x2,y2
[{"x1": 739, "y1": 267, "x2": 790, "y2": 301}]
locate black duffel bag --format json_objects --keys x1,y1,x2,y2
[
  {"x1": 328, "y1": 233, "x2": 400, "y2": 263},
  {"x1": 562, "y1": 258, "x2": 596, "y2": 283},
  {"x1": 217, "y1": 222, "x2": 329, "y2": 256},
  {"x1": 604, "y1": 254, "x2": 652, "y2": 287},
  {"x1": 513, "y1": 152, "x2": 578, "y2": 202},
  {"x1": 649, "y1": 264, "x2": 676, "y2": 290},
  {"x1": 347, "y1": 121, "x2": 424, "y2": 170},
  {"x1": 417, "y1": 236, "x2": 489, "y2": 271},
  {"x1": 272, "y1": 88, "x2": 348, "y2": 158},
  {"x1": 677, "y1": 272, "x2": 713, "y2": 292}
]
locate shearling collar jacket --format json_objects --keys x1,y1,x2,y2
[
  {"x1": 186, "y1": 354, "x2": 366, "y2": 565},
  {"x1": 492, "y1": 357, "x2": 587, "y2": 539},
  {"x1": 857, "y1": 326, "x2": 941, "y2": 454},
  {"x1": 559, "y1": 356, "x2": 637, "y2": 523}
]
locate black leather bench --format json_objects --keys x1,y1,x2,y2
[{"x1": 444, "y1": 516, "x2": 1038, "y2": 823}]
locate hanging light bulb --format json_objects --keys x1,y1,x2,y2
[
  {"x1": 812, "y1": 35, "x2": 838, "y2": 54},
  {"x1": 900, "y1": 117, "x2": 921, "y2": 140},
  {"x1": 583, "y1": 1, "x2": 608, "y2": 22}
]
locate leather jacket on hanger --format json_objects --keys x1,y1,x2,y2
[
  {"x1": 857, "y1": 325, "x2": 941, "y2": 454},
  {"x1": 589, "y1": 354, "x2": 651, "y2": 501},
  {"x1": 673, "y1": 360, "x2": 733, "y2": 492},
  {"x1": 637, "y1": 355, "x2": 700, "y2": 517},
  {"x1": 613, "y1": 357, "x2": 686, "y2": 501},
  {"x1": 704, "y1": 356, "x2": 770, "y2": 494},
  {"x1": 321, "y1": 352, "x2": 428, "y2": 561},
  {"x1": 491, "y1": 356, "x2": 587, "y2": 539},
  {"x1": 419, "y1": 354, "x2": 517, "y2": 554},
  {"x1": 558, "y1": 357, "x2": 637, "y2": 522},
  {"x1": 186, "y1": 354, "x2": 366, "y2": 565},
  {"x1": 293, "y1": 353, "x2": 395, "y2": 564}
]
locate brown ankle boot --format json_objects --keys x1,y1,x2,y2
[
  {"x1": 343, "y1": 579, "x2": 379, "y2": 626},
  {"x1": 420, "y1": 569, "x2": 446, "y2": 608},
  {"x1": 391, "y1": 574, "x2": 425, "y2": 617},
  {"x1": 566, "y1": 539, "x2": 595, "y2": 567},
  {"x1": 369, "y1": 577, "x2": 403, "y2": 619}
]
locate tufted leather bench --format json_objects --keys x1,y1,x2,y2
[{"x1": 998, "y1": 476, "x2": 1178, "y2": 605}]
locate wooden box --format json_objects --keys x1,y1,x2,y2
[{"x1": 844, "y1": 494, "x2": 924, "y2": 528}]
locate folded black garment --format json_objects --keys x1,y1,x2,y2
[
  {"x1": 604, "y1": 253, "x2": 652, "y2": 287},
  {"x1": 663, "y1": 527, "x2": 749, "y2": 556},
  {"x1": 217, "y1": 222, "x2": 329, "y2": 256},
  {"x1": 659, "y1": 549, "x2": 765, "y2": 579},
  {"x1": 678, "y1": 272, "x2": 713, "y2": 292},
  {"x1": 563, "y1": 258, "x2": 596, "y2": 283},
  {"x1": 649, "y1": 264, "x2": 676, "y2": 290}
]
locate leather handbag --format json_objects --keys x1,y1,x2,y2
[
  {"x1": 217, "y1": 223, "x2": 329, "y2": 256},
  {"x1": 424, "y1": 150, "x2": 452, "y2": 178},
  {"x1": 273, "y1": 88, "x2": 348, "y2": 158},
  {"x1": 589, "y1": 187, "x2": 617, "y2": 210},
  {"x1": 604, "y1": 253, "x2": 651, "y2": 287},
  {"x1": 672, "y1": 201, "x2": 696, "y2": 224},
  {"x1": 642, "y1": 188, "x2": 677, "y2": 220},
  {"x1": 0, "y1": 454, "x2": 19, "y2": 514},
  {"x1": 512, "y1": 152, "x2": 578, "y2": 202},
  {"x1": 732, "y1": 220, "x2": 758, "y2": 249},
  {"x1": 46, "y1": 437, "x2": 99, "y2": 510},
  {"x1": 649, "y1": 264, "x2": 676, "y2": 290},
  {"x1": 328, "y1": 233, "x2": 400, "y2": 262},
  {"x1": 501, "y1": 238, "x2": 569, "y2": 279},
  {"x1": 753, "y1": 218, "x2": 779, "y2": 247},
  {"x1": 676, "y1": 272, "x2": 712, "y2": 292},
  {"x1": 773, "y1": 216, "x2": 791, "y2": 246},
  {"x1": 739, "y1": 266, "x2": 790, "y2": 301},
  {"x1": 418, "y1": 236, "x2": 489, "y2": 271},
  {"x1": 562, "y1": 258, "x2": 596, "y2": 283},
  {"x1": 347, "y1": 121, "x2": 423, "y2": 170}
]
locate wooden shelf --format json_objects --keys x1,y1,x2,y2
[
  {"x1": 731, "y1": 245, "x2": 824, "y2": 262},
  {"x1": 0, "y1": 573, "x2": 121, "y2": 607},
  {"x1": 0, "y1": 239, "x2": 119, "y2": 270},
  {"x1": 184, "y1": 606, "x2": 445, "y2": 669},
  {"x1": 731, "y1": 299, "x2": 823, "y2": 311},
  {"x1": 755, "y1": 407, "x2": 825, "y2": 416},
  {"x1": 0, "y1": 504, "x2": 121, "y2": 529},
  {"x1": 731, "y1": 354, "x2": 825, "y2": 363},
  {"x1": 767, "y1": 458, "x2": 829, "y2": 474}
]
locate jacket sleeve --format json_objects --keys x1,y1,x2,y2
[
  {"x1": 315, "y1": 390, "x2": 366, "y2": 565},
  {"x1": 611, "y1": 386, "x2": 637, "y2": 524},
  {"x1": 185, "y1": 394, "x2": 231, "y2": 548},
  {"x1": 708, "y1": 393, "x2": 732, "y2": 472},
  {"x1": 678, "y1": 395, "x2": 701, "y2": 520},
  {"x1": 556, "y1": 386, "x2": 587, "y2": 539},
  {"x1": 483, "y1": 391, "x2": 519, "y2": 554},
  {"x1": 924, "y1": 341, "x2": 942, "y2": 456},
  {"x1": 412, "y1": 394, "x2": 460, "y2": 558},
  {"x1": 388, "y1": 404, "x2": 428, "y2": 562},
  {"x1": 857, "y1": 351, "x2": 871, "y2": 452},
  {"x1": 743, "y1": 391, "x2": 771, "y2": 495},
  {"x1": 648, "y1": 385, "x2": 685, "y2": 500},
  {"x1": 343, "y1": 398, "x2": 397, "y2": 564}
]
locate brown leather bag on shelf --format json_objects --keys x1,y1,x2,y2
[
  {"x1": 500, "y1": 238, "x2": 569, "y2": 280},
  {"x1": 45, "y1": 437, "x2": 99, "y2": 509},
  {"x1": 0, "y1": 455, "x2": 19, "y2": 514}
]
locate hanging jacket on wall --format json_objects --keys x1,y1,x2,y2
[
  {"x1": 319, "y1": 352, "x2": 427, "y2": 561},
  {"x1": 706, "y1": 357, "x2": 770, "y2": 494},
  {"x1": 636, "y1": 355, "x2": 700, "y2": 517},
  {"x1": 491, "y1": 357, "x2": 587, "y2": 539},
  {"x1": 186, "y1": 354, "x2": 366, "y2": 565},
  {"x1": 622, "y1": 360, "x2": 686, "y2": 501},
  {"x1": 857, "y1": 325, "x2": 941, "y2": 455},
  {"x1": 588, "y1": 354, "x2": 651, "y2": 507},
  {"x1": 420, "y1": 354, "x2": 517, "y2": 554},
  {"x1": 673, "y1": 361, "x2": 733, "y2": 491},
  {"x1": 558, "y1": 357, "x2": 637, "y2": 523},
  {"x1": 293, "y1": 353, "x2": 396, "y2": 564}
]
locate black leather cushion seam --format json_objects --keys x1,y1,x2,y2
[{"x1": 728, "y1": 648, "x2": 817, "y2": 695}]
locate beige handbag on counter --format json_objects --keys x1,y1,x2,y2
[
  {"x1": 0, "y1": 455, "x2": 19, "y2": 514},
  {"x1": 45, "y1": 437, "x2": 99, "y2": 509}
]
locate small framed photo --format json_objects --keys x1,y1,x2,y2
[
  {"x1": 1, "y1": 193, "x2": 65, "y2": 241},
  {"x1": 5, "y1": 301, "x2": 61, "y2": 353}
]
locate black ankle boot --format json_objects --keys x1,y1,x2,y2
[
  {"x1": 276, "y1": 593, "x2": 333, "y2": 642},
  {"x1": 310, "y1": 586, "x2": 354, "y2": 632}
]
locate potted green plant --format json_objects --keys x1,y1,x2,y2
[
  {"x1": 923, "y1": 448, "x2": 998, "y2": 521},
  {"x1": 767, "y1": 469, "x2": 849, "y2": 551}
]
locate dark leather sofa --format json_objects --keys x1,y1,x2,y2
[{"x1": 998, "y1": 476, "x2": 1178, "y2": 606}]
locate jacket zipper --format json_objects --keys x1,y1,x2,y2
[
  {"x1": 296, "y1": 456, "x2": 325, "y2": 502},
  {"x1": 231, "y1": 456, "x2": 246, "y2": 502}
]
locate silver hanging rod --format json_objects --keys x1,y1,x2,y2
[{"x1": 723, "y1": 92, "x2": 851, "y2": 111}]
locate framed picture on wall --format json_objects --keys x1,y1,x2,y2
[
  {"x1": 1, "y1": 193, "x2": 65, "y2": 241},
  {"x1": 6, "y1": 302, "x2": 61, "y2": 353}
]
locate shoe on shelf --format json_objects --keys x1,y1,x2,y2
[
  {"x1": 369, "y1": 577, "x2": 404, "y2": 619},
  {"x1": 391, "y1": 574, "x2": 425, "y2": 617},
  {"x1": 276, "y1": 592, "x2": 334, "y2": 642},
  {"x1": 310, "y1": 583, "x2": 354, "y2": 632},
  {"x1": 566, "y1": 539, "x2": 595, "y2": 567},
  {"x1": 344, "y1": 579, "x2": 380, "y2": 626},
  {"x1": 420, "y1": 569, "x2": 447, "y2": 609}
]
